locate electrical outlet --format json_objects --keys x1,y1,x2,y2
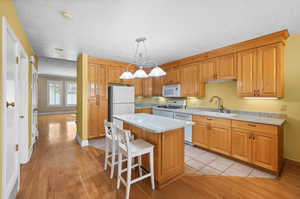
[{"x1": 280, "y1": 104, "x2": 287, "y2": 111}]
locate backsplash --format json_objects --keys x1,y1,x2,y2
[{"x1": 135, "y1": 81, "x2": 287, "y2": 114}]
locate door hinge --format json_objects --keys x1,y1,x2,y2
[
  {"x1": 16, "y1": 144, "x2": 19, "y2": 151},
  {"x1": 16, "y1": 57, "x2": 19, "y2": 64}
]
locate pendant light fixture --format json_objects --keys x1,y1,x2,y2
[{"x1": 120, "y1": 37, "x2": 166, "y2": 79}]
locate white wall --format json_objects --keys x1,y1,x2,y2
[{"x1": 38, "y1": 57, "x2": 76, "y2": 77}]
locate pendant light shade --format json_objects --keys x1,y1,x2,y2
[
  {"x1": 120, "y1": 37, "x2": 167, "y2": 79},
  {"x1": 133, "y1": 67, "x2": 148, "y2": 78},
  {"x1": 149, "y1": 66, "x2": 166, "y2": 77},
  {"x1": 120, "y1": 70, "x2": 134, "y2": 79}
]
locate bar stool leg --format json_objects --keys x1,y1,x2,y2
[
  {"x1": 149, "y1": 151, "x2": 155, "y2": 190},
  {"x1": 104, "y1": 141, "x2": 109, "y2": 170},
  {"x1": 110, "y1": 143, "x2": 116, "y2": 179},
  {"x1": 126, "y1": 157, "x2": 132, "y2": 199},
  {"x1": 117, "y1": 151, "x2": 122, "y2": 189},
  {"x1": 138, "y1": 155, "x2": 143, "y2": 176}
]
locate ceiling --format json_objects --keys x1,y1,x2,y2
[{"x1": 14, "y1": 0, "x2": 300, "y2": 64}]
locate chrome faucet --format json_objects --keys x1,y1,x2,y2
[{"x1": 209, "y1": 96, "x2": 225, "y2": 113}]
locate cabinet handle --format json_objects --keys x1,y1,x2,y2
[
  {"x1": 206, "y1": 118, "x2": 212, "y2": 121},
  {"x1": 252, "y1": 135, "x2": 256, "y2": 140},
  {"x1": 248, "y1": 134, "x2": 252, "y2": 139},
  {"x1": 247, "y1": 124, "x2": 256, "y2": 127}
]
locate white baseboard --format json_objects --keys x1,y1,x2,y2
[
  {"x1": 21, "y1": 146, "x2": 33, "y2": 164},
  {"x1": 76, "y1": 135, "x2": 89, "y2": 147}
]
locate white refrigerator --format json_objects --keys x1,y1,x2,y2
[{"x1": 108, "y1": 86, "x2": 135, "y2": 127}]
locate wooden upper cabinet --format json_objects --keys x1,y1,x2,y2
[
  {"x1": 181, "y1": 63, "x2": 200, "y2": 97},
  {"x1": 133, "y1": 78, "x2": 143, "y2": 97},
  {"x1": 237, "y1": 43, "x2": 284, "y2": 97},
  {"x1": 257, "y1": 43, "x2": 284, "y2": 97},
  {"x1": 152, "y1": 77, "x2": 163, "y2": 96},
  {"x1": 237, "y1": 49, "x2": 257, "y2": 97},
  {"x1": 217, "y1": 54, "x2": 237, "y2": 80},
  {"x1": 201, "y1": 58, "x2": 217, "y2": 82},
  {"x1": 142, "y1": 77, "x2": 153, "y2": 97},
  {"x1": 107, "y1": 66, "x2": 125, "y2": 84},
  {"x1": 164, "y1": 67, "x2": 181, "y2": 85}
]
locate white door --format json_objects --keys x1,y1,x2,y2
[
  {"x1": 112, "y1": 86, "x2": 135, "y2": 103},
  {"x1": 3, "y1": 18, "x2": 20, "y2": 199}
]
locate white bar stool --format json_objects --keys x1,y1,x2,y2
[
  {"x1": 103, "y1": 120, "x2": 119, "y2": 179},
  {"x1": 116, "y1": 127, "x2": 155, "y2": 199}
]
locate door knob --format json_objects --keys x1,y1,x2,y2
[
  {"x1": 6, "y1": 102, "x2": 15, "y2": 108},
  {"x1": 20, "y1": 115, "x2": 24, "y2": 119}
]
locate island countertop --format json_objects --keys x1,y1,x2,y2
[{"x1": 113, "y1": 113, "x2": 194, "y2": 133}]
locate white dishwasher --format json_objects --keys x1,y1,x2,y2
[{"x1": 174, "y1": 112, "x2": 192, "y2": 144}]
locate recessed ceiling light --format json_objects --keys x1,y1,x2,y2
[
  {"x1": 54, "y1": 48, "x2": 64, "y2": 52},
  {"x1": 61, "y1": 11, "x2": 73, "y2": 19}
]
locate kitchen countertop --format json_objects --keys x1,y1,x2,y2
[
  {"x1": 153, "y1": 107, "x2": 286, "y2": 126},
  {"x1": 113, "y1": 113, "x2": 194, "y2": 133}
]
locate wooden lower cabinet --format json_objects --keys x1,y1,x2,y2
[
  {"x1": 124, "y1": 123, "x2": 184, "y2": 187},
  {"x1": 251, "y1": 132, "x2": 276, "y2": 171},
  {"x1": 231, "y1": 128, "x2": 252, "y2": 162},
  {"x1": 209, "y1": 126, "x2": 231, "y2": 156},
  {"x1": 135, "y1": 108, "x2": 152, "y2": 114},
  {"x1": 192, "y1": 122, "x2": 209, "y2": 148},
  {"x1": 192, "y1": 116, "x2": 283, "y2": 174}
]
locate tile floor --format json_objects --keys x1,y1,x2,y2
[
  {"x1": 184, "y1": 144, "x2": 276, "y2": 178},
  {"x1": 89, "y1": 138, "x2": 276, "y2": 179}
]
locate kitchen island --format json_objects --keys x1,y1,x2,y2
[{"x1": 113, "y1": 113, "x2": 193, "y2": 188}]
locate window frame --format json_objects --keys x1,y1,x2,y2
[
  {"x1": 47, "y1": 80, "x2": 64, "y2": 107},
  {"x1": 65, "y1": 80, "x2": 77, "y2": 106}
]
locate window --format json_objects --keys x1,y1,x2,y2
[
  {"x1": 65, "y1": 81, "x2": 77, "y2": 106},
  {"x1": 47, "y1": 80, "x2": 63, "y2": 106}
]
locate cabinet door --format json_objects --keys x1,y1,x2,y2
[
  {"x1": 201, "y1": 59, "x2": 217, "y2": 82},
  {"x1": 88, "y1": 64, "x2": 103, "y2": 138},
  {"x1": 152, "y1": 77, "x2": 163, "y2": 96},
  {"x1": 142, "y1": 78, "x2": 153, "y2": 97},
  {"x1": 237, "y1": 49, "x2": 257, "y2": 97},
  {"x1": 98, "y1": 64, "x2": 107, "y2": 98},
  {"x1": 161, "y1": 129, "x2": 184, "y2": 181},
  {"x1": 257, "y1": 44, "x2": 281, "y2": 97},
  {"x1": 107, "y1": 66, "x2": 125, "y2": 84},
  {"x1": 164, "y1": 67, "x2": 180, "y2": 85},
  {"x1": 252, "y1": 133, "x2": 276, "y2": 171},
  {"x1": 192, "y1": 122, "x2": 209, "y2": 148},
  {"x1": 181, "y1": 63, "x2": 198, "y2": 97},
  {"x1": 209, "y1": 126, "x2": 231, "y2": 155},
  {"x1": 133, "y1": 78, "x2": 143, "y2": 97},
  {"x1": 217, "y1": 54, "x2": 236, "y2": 80},
  {"x1": 231, "y1": 128, "x2": 251, "y2": 162}
]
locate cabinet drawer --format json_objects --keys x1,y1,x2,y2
[
  {"x1": 232, "y1": 120, "x2": 277, "y2": 134},
  {"x1": 193, "y1": 115, "x2": 231, "y2": 127}
]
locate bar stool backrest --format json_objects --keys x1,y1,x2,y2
[
  {"x1": 104, "y1": 120, "x2": 116, "y2": 141},
  {"x1": 116, "y1": 127, "x2": 131, "y2": 152}
]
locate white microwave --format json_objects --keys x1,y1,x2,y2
[{"x1": 162, "y1": 84, "x2": 181, "y2": 97}]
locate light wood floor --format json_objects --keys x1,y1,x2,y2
[{"x1": 17, "y1": 114, "x2": 300, "y2": 199}]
